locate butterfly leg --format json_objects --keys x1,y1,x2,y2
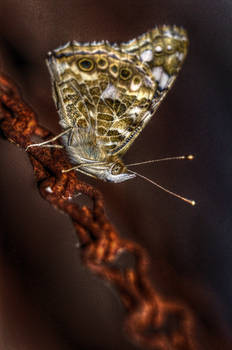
[
  {"x1": 62, "y1": 162, "x2": 106, "y2": 173},
  {"x1": 62, "y1": 163, "x2": 90, "y2": 173},
  {"x1": 26, "y1": 128, "x2": 72, "y2": 151},
  {"x1": 35, "y1": 144, "x2": 64, "y2": 148}
]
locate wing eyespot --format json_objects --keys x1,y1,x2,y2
[
  {"x1": 154, "y1": 45, "x2": 163, "y2": 56},
  {"x1": 120, "y1": 68, "x2": 132, "y2": 80},
  {"x1": 78, "y1": 58, "x2": 95, "y2": 71},
  {"x1": 109, "y1": 63, "x2": 119, "y2": 77},
  {"x1": 133, "y1": 76, "x2": 141, "y2": 85},
  {"x1": 130, "y1": 75, "x2": 142, "y2": 91},
  {"x1": 97, "y1": 57, "x2": 108, "y2": 69},
  {"x1": 166, "y1": 44, "x2": 175, "y2": 54}
]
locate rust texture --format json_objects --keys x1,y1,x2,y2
[{"x1": 0, "y1": 73, "x2": 198, "y2": 350}]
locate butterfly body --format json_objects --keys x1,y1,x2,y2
[{"x1": 46, "y1": 25, "x2": 188, "y2": 182}]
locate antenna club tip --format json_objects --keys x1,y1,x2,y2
[
  {"x1": 187, "y1": 154, "x2": 194, "y2": 160},
  {"x1": 191, "y1": 200, "x2": 196, "y2": 206}
]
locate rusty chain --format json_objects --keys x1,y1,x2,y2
[{"x1": 0, "y1": 73, "x2": 198, "y2": 350}]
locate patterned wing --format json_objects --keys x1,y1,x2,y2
[
  {"x1": 46, "y1": 41, "x2": 156, "y2": 160},
  {"x1": 46, "y1": 25, "x2": 187, "y2": 160},
  {"x1": 120, "y1": 25, "x2": 188, "y2": 121},
  {"x1": 112, "y1": 25, "x2": 188, "y2": 157}
]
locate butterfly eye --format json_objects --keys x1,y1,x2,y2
[
  {"x1": 97, "y1": 57, "x2": 108, "y2": 69},
  {"x1": 78, "y1": 58, "x2": 95, "y2": 71},
  {"x1": 120, "y1": 68, "x2": 132, "y2": 80},
  {"x1": 111, "y1": 163, "x2": 123, "y2": 175}
]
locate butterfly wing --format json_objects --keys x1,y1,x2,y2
[
  {"x1": 120, "y1": 25, "x2": 188, "y2": 113},
  {"x1": 46, "y1": 25, "x2": 188, "y2": 162},
  {"x1": 46, "y1": 41, "x2": 156, "y2": 161},
  {"x1": 114, "y1": 25, "x2": 188, "y2": 156}
]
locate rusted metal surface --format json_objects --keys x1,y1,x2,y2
[{"x1": 0, "y1": 73, "x2": 198, "y2": 350}]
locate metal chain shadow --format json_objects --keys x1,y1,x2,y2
[{"x1": 0, "y1": 73, "x2": 198, "y2": 350}]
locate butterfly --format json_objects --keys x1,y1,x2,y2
[{"x1": 27, "y1": 25, "x2": 189, "y2": 191}]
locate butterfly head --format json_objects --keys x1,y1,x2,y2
[
  {"x1": 80, "y1": 160, "x2": 135, "y2": 183},
  {"x1": 103, "y1": 161, "x2": 136, "y2": 183}
]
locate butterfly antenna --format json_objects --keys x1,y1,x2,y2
[
  {"x1": 126, "y1": 154, "x2": 194, "y2": 167},
  {"x1": 128, "y1": 168, "x2": 196, "y2": 206}
]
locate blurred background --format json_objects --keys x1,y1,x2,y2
[{"x1": 0, "y1": 0, "x2": 232, "y2": 349}]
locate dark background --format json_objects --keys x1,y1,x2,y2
[{"x1": 0, "y1": 0, "x2": 232, "y2": 349}]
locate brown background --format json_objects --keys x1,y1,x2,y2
[{"x1": 0, "y1": 0, "x2": 232, "y2": 349}]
